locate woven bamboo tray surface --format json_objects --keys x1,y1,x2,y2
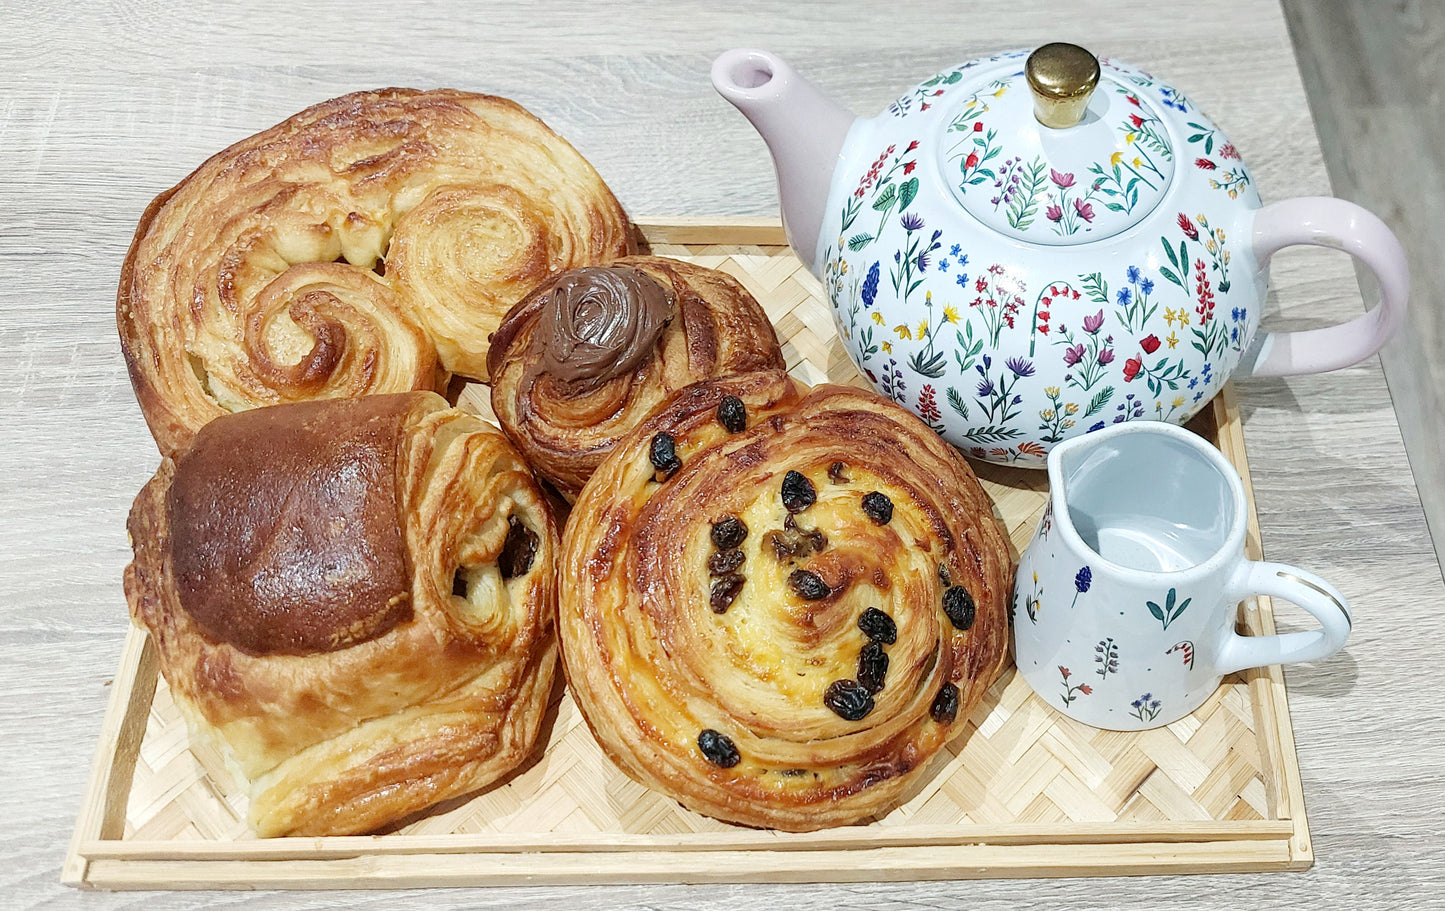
[{"x1": 64, "y1": 219, "x2": 1311, "y2": 889}]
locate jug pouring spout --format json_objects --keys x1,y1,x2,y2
[{"x1": 712, "y1": 49, "x2": 856, "y2": 272}]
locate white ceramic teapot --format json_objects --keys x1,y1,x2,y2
[{"x1": 712, "y1": 44, "x2": 1408, "y2": 467}]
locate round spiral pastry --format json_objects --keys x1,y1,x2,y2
[
  {"x1": 124, "y1": 392, "x2": 559, "y2": 836},
  {"x1": 558, "y1": 371, "x2": 1012, "y2": 831},
  {"x1": 487, "y1": 256, "x2": 785, "y2": 500},
  {"x1": 118, "y1": 88, "x2": 633, "y2": 456}
]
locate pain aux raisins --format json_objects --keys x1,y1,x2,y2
[
  {"x1": 943, "y1": 585, "x2": 976, "y2": 630},
  {"x1": 697, "y1": 728, "x2": 741, "y2": 767},
  {"x1": 710, "y1": 515, "x2": 748, "y2": 550},
  {"x1": 788, "y1": 569, "x2": 831, "y2": 600},
  {"x1": 857, "y1": 641, "x2": 889, "y2": 694},
  {"x1": 710, "y1": 574, "x2": 745, "y2": 613},
  {"x1": 780, "y1": 470, "x2": 816, "y2": 513},
  {"x1": 716, "y1": 395, "x2": 747, "y2": 433},
  {"x1": 857, "y1": 607, "x2": 898, "y2": 644},
  {"x1": 930, "y1": 682, "x2": 960, "y2": 723},
  {"x1": 860, "y1": 491, "x2": 893, "y2": 525},
  {"x1": 824, "y1": 679, "x2": 875, "y2": 721},
  {"x1": 649, "y1": 431, "x2": 682, "y2": 479}
]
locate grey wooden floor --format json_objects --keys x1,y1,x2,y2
[{"x1": 1283, "y1": 0, "x2": 1445, "y2": 577}]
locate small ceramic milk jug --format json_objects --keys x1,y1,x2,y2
[{"x1": 1012, "y1": 421, "x2": 1351, "y2": 729}]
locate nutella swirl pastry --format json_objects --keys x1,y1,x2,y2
[
  {"x1": 119, "y1": 88, "x2": 632, "y2": 456},
  {"x1": 487, "y1": 256, "x2": 785, "y2": 500},
  {"x1": 124, "y1": 392, "x2": 558, "y2": 836},
  {"x1": 558, "y1": 371, "x2": 1012, "y2": 830}
]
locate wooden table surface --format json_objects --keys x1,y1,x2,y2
[{"x1": 4, "y1": 1, "x2": 1441, "y2": 907}]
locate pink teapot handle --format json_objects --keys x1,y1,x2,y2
[{"x1": 1241, "y1": 197, "x2": 1408, "y2": 376}]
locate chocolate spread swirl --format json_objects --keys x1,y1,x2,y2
[{"x1": 530, "y1": 266, "x2": 673, "y2": 389}]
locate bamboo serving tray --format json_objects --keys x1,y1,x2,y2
[{"x1": 65, "y1": 219, "x2": 1313, "y2": 890}]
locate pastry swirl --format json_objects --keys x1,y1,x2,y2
[
  {"x1": 118, "y1": 88, "x2": 632, "y2": 455},
  {"x1": 125, "y1": 392, "x2": 559, "y2": 836},
  {"x1": 558, "y1": 371, "x2": 1011, "y2": 830},
  {"x1": 488, "y1": 257, "x2": 785, "y2": 500}
]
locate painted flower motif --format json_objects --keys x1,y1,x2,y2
[
  {"x1": 964, "y1": 151, "x2": 979, "y2": 170},
  {"x1": 1178, "y1": 212, "x2": 1200, "y2": 240},
  {"x1": 1123, "y1": 356, "x2": 1143, "y2": 381},
  {"x1": 906, "y1": 140, "x2": 920, "y2": 152},
  {"x1": 1126, "y1": 265, "x2": 1141, "y2": 284},
  {"x1": 1005, "y1": 356, "x2": 1035, "y2": 378},
  {"x1": 1116, "y1": 287, "x2": 1132, "y2": 307},
  {"x1": 956, "y1": 272, "x2": 970, "y2": 288},
  {"x1": 1129, "y1": 113, "x2": 1144, "y2": 128},
  {"x1": 1073, "y1": 198, "x2": 1095, "y2": 223},
  {"x1": 861, "y1": 261, "x2": 880, "y2": 309},
  {"x1": 900, "y1": 211, "x2": 925, "y2": 232},
  {"x1": 904, "y1": 160, "x2": 918, "y2": 175},
  {"x1": 1050, "y1": 168, "x2": 1076, "y2": 188},
  {"x1": 1083, "y1": 310, "x2": 1105, "y2": 334},
  {"x1": 1062, "y1": 343, "x2": 1085, "y2": 367},
  {"x1": 1075, "y1": 566, "x2": 1092, "y2": 593},
  {"x1": 1046, "y1": 204, "x2": 1064, "y2": 223},
  {"x1": 1140, "y1": 334, "x2": 1161, "y2": 354},
  {"x1": 1097, "y1": 347, "x2": 1115, "y2": 365},
  {"x1": 950, "y1": 243, "x2": 962, "y2": 257},
  {"x1": 917, "y1": 384, "x2": 942, "y2": 422},
  {"x1": 973, "y1": 120, "x2": 984, "y2": 132},
  {"x1": 1196, "y1": 157, "x2": 1217, "y2": 170}
]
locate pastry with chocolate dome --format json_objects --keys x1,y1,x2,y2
[
  {"x1": 487, "y1": 256, "x2": 785, "y2": 500},
  {"x1": 124, "y1": 392, "x2": 559, "y2": 837}
]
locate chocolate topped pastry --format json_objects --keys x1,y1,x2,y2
[
  {"x1": 488, "y1": 256, "x2": 785, "y2": 501},
  {"x1": 530, "y1": 266, "x2": 675, "y2": 389},
  {"x1": 125, "y1": 392, "x2": 560, "y2": 837}
]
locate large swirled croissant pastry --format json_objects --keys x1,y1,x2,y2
[
  {"x1": 559, "y1": 371, "x2": 1011, "y2": 831},
  {"x1": 118, "y1": 88, "x2": 633, "y2": 456},
  {"x1": 487, "y1": 256, "x2": 785, "y2": 500},
  {"x1": 124, "y1": 392, "x2": 558, "y2": 837}
]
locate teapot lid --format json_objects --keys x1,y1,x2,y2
[{"x1": 939, "y1": 44, "x2": 1177, "y2": 246}]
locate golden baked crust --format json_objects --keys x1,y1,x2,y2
[
  {"x1": 118, "y1": 88, "x2": 633, "y2": 456},
  {"x1": 487, "y1": 256, "x2": 785, "y2": 501},
  {"x1": 558, "y1": 371, "x2": 1011, "y2": 831},
  {"x1": 125, "y1": 392, "x2": 559, "y2": 837}
]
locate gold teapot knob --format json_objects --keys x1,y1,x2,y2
[{"x1": 1026, "y1": 43, "x2": 1100, "y2": 129}]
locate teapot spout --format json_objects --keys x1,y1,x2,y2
[{"x1": 712, "y1": 49, "x2": 856, "y2": 272}]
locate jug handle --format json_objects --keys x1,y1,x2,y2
[
  {"x1": 1214, "y1": 560, "x2": 1352, "y2": 676},
  {"x1": 1240, "y1": 197, "x2": 1408, "y2": 376}
]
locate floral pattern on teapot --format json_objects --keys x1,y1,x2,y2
[{"x1": 821, "y1": 53, "x2": 1262, "y2": 466}]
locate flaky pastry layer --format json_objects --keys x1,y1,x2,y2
[
  {"x1": 558, "y1": 372, "x2": 1012, "y2": 831},
  {"x1": 125, "y1": 392, "x2": 559, "y2": 836},
  {"x1": 119, "y1": 89, "x2": 632, "y2": 456}
]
